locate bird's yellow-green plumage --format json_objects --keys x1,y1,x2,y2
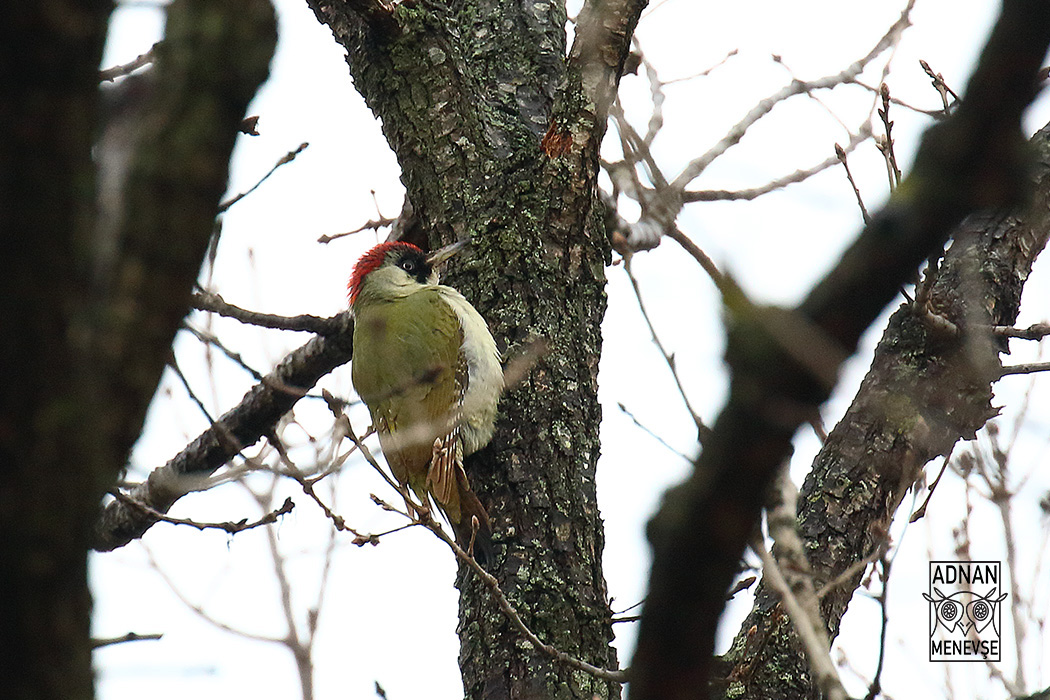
[{"x1": 351, "y1": 289, "x2": 467, "y2": 521}]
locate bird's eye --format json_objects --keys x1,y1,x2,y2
[{"x1": 400, "y1": 259, "x2": 416, "y2": 273}]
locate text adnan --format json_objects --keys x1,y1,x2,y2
[{"x1": 931, "y1": 563, "x2": 998, "y2": 586}]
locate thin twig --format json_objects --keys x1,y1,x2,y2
[
  {"x1": 661, "y1": 48, "x2": 738, "y2": 85},
  {"x1": 999, "y1": 361, "x2": 1050, "y2": 377},
  {"x1": 109, "y1": 490, "x2": 295, "y2": 534},
  {"x1": 426, "y1": 508, "x2": 629, "y2": 683},
  {"x1": 662, "y1": 225, "x2": 729, "y2": 294},
  {"x1": 852, "y1": 78, "x2": 946, "y2": 117},
  {"x1": 816, "y1": 541, "x2": 889, "y2": 600},
  {"x1": 99, "y1": 44, "x2": 157, "y2": 81},
  {"x1": 920, "y1": 59, "x2": 961, "y2": 113},
  {"x1": 862, "y1": 555, "x2": 892, "y2": 700},
  {"x1": 623, "y1": 257, "x2": 709, "y2": 442},
  {"x1": 285, "y1": 398, "x2": 411, "y2": 545},
  {"x1": 909, "y1": 446, "x2": 955, "y2": 522},
  {"x1": 92, "y1": 632, "x2": 164, "y2": 649},
  {"x1": 611, "y1": 615, "x2": 642, "y2": 624},
  {"x1": 270, "y1": 433, "x2": 357, "y2": 536},
  {"x1": 755, "y1": 468, "x2": 848, "y2": 700},
  {"x1": 617, "y1": 402, "x2": 693, "y2": 461},
  {"x1": 244, "y1": 476, "x2": 315, "y2": 697},
  {"x1": 612, "y1": 599, "x2": 646, "y2": 616},
  {"x1": 317, "y1": 215, "x2": 398, "y2": 244},
  {"x1": 876, "y1": 84, "x2": 903, "y2": 190},
  {"x1": 976, "y1": 427, "x2": 1029, "y2": 692},
  {"x1": 143, "y1": 544, "x2": 285, "y2": 643},
  {"x1": 638, "y1": 48, "x2": 666, "y2": 146},
  {"x1": 835, "y1": 142, "x2": 871, "y2": 224},
  {"x1": 168, "y1": 357, "x2": 218, "y2": 425},
  {"x1": 727, "y1": 575, "x2": 758, "y2": 600},
  {"x1": 183, "y1": 323, "x2": 265, "y2": 381},
  {"x1": 311, "y1": 490, "x2": 341, "y2": 634},
  {"x1": 219, "y1": 143, "x2": 309, "y2": 213}
]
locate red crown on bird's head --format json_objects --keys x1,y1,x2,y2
[{"x1": 348, "y1": 241, "x2": 424, "y2": 304}]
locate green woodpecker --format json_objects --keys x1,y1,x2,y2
[{"x1": 348, "y1": 241, "x2": 503, "y2": 562}]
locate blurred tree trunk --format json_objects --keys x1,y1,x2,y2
[
  {"x1": 305, "y1": 0, "x2": 643, "y2": 697},
  {"x1": 0, "y1": 1, "x2": 276, "y2": 698},
  {"x1": 1, "y1": 4, "x2": 114, "y2": 698}
]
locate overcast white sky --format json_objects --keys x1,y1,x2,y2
[{"x1": 93, "y1": 1, "x2": 1050, "y2": 698}]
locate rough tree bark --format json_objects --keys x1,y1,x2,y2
[{"x1": 0, "y1": 1, "x2": 276, "y2": 698}]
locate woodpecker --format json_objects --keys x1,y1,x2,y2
[{"x1": 348, "y1": 240, "x2": 503, "y2": 562}]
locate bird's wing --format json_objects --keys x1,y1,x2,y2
[
  {"x1": 425, "y1": 349, "x2": 468, "y2": 517},
  {"x1": 352, "y1": 291, "x2": 462, "y2": 497}
]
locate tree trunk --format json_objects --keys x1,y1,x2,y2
[
  {"x1": 0, "y1": 1, "x2": 276, "y2": 698},
  {"x1": 1, "y1": 5, "x2": 113, "y2": 698},
  {"x1": 305, "y1": 0, "x2": 643, "y2": 696}
]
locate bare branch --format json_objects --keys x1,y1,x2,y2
[
  {"x1": 109, "y1": 490, "x2": 295, "y2": 535},
  {"x1": 661, "y1": 226, "x2": 728, "y2": 293},
  {"x1": 169, "y1": 356, "x2": 218, "y2": 425},
  {"x1": 192, "y1": 291, "x2": 340, "y2": 334},
  {"x1": 757, "y1": 468, "x2": 848, "y2": 700},
  {"x1": 909, "y1": 447, "x2": 955, "y2": 523},
  {"x1": 876, "y1": 83, "x2": 903, "y2": 190},
  {"x1": 815, "y1": 540, "x2": 889, "y2": 601},
  {"x1": 920, "y1": 58, "x2": 962, "y2": 113},
  {"x1": 669, "y1": 1, "x2": 915, "y2": 190},
  {"x1": 853, "y1": 77, "x2": 947, "y2": 118},
  {"x1": 616, "y1": 402, "x2": 693, "y2": 462},
  {"x1": 143, "y1": 544, "x2": 286, "y2": 644},
  {"x1": 183, "y1": 323, "x2": 265, "y2": 381},
  {"x1": 681, "y1": 126, "x2": 872, "y2": 204},
  {"x1": 861, "y1": 556, "x2": 892, "y2": 700},
  {"x1": 324, "y1": 405, "x2": 629, "y2": 685}
]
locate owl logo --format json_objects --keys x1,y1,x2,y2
[{"x1": 923, "y1": 586, "x2": 1007, "y2": 638}]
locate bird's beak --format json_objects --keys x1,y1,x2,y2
[{"x1": 426, "y1": 239, "x2": 470, "y2": 267}]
